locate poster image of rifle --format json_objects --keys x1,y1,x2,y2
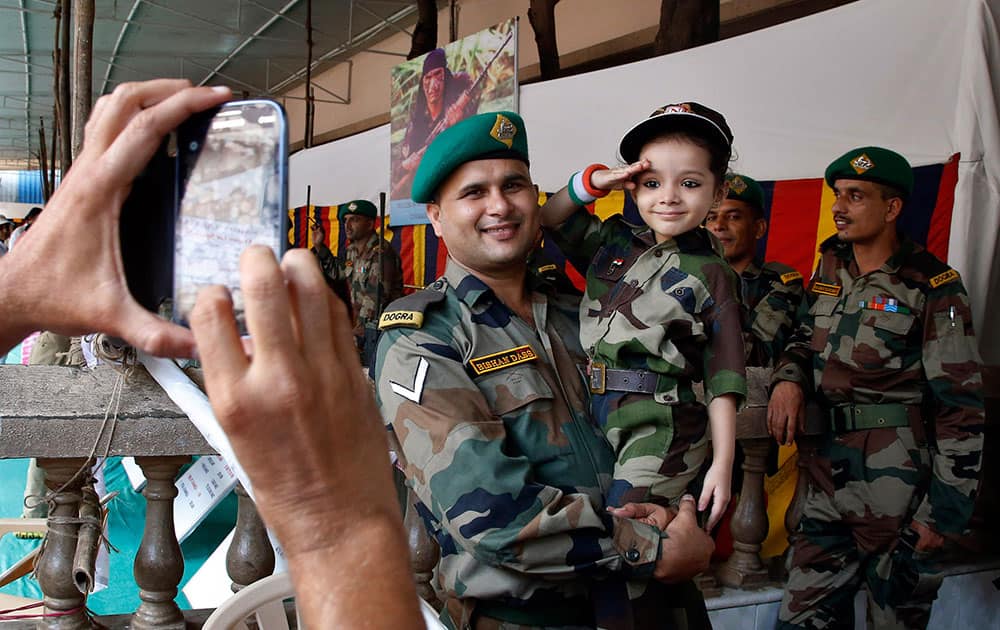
[{"x1": 389, "y1": 18, "x2": 518, "y2": 226}]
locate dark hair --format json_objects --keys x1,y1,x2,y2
[
  {"x1": 874, "y1": 182, "x2": 906, "y2": 203},
  {"x1": 641, "y1": 130, "x2": 731, "y2": 187},
  {"x1": 26, "y1": 207, "x2": 42, "y2": 219}
]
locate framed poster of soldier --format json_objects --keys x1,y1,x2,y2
[{"x1": 389, "y1": 18, "x2": 518, "y2": 226}]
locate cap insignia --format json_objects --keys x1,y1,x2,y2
[
  {"x1": 851, "y1": 153, "x2": 874, "y2": 174},
  {"x1": 652, "y1": 103, "x2": 692, "y2": 116},
  {"x1": 490, "y1": 114, "x2": 517, "y2": 148},
  {"x1": 729, "y1": 176, "x2": 747, "y2": 195},
  {"x1": 349, "y1": 202, "x2": 357, "y2": 210}
]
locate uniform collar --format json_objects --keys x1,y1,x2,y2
[
  {"x1": 831, "y1": 232, "x2": 917, "y2": 274},
  {"x1": 348, "y1": 231, "x2": 380, "y2": 253},
  {"x1": 634, "y1": 226, "x2": 718, "y2": 256},
  {"x1": 741, "y1": 259, "x2": 764, "y2": 279},
  {"x1": 443, "y1": 257, "x2": 549, "y2": 309}
]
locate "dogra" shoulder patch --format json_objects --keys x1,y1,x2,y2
[
  {"x1": 929, "y1": 269, "x2": 959, "y2": 288},
  {"x1": 379, "y1": 310, "x2": 424, "y2": 329},
  {"x1": 780, "y1": 271, "x2": 803, "y2": 284}
]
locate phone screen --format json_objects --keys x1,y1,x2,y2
[{"x1": 173, "y1": 100, "x2": 287, "y2": 330}]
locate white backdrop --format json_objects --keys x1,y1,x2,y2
[{"x1": 289, "y1": 0, "x2": 1000, "y2": 361}]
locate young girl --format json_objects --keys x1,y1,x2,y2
[{"x1": 542, "y1": 102, "x2": 746, "y2": 531}]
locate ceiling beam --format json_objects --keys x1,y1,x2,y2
[
  {"x1": 196, "y1": 0, "x2": 302, "y2": 87},
  {"x1": 355, "y1": 1, "x2": 413, "y2": 38},
  {"x1": 100, "y1": 0, "x2": 144, "y2": 95},
  {"x1": 267, "y1": 3, "x2": 415, "y2": 95}
]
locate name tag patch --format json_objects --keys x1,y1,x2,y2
[
  {"x1": 929, "y1": 269, "x2": 959, "y2": 288},
  {"x1": 780, "y1": 271, "x2": 803, "y2": 284},
  {"x1": 379, "y1": 310, "x2": 424, "y2": 329},
  {"x1": 811, "y1": 281, "x2": 842, "y2": 297},
  {"x1": 537, "y1": 264, "x2": 558, "y2": 273},
  {"x1": 468, "y1": 345, "x2": 538, "y2": 376}
]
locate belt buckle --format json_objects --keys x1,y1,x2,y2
[{"x1": 589, "y1": 362, "x2": 606, "y2": 394}]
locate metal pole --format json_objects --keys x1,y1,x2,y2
[{"x1": 303, "y1": 0, "x2": 314, "y2": 148}]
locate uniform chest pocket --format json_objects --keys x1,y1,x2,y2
[
  {"x1": 810, "y1": 296, "x2": 840, "y2": 351},
  {"x1": 475, "y1": 365, "x2": 555, "y2": 416},
  {"x1": 474, "y1": 366, "x2": 573, "y2": 458},
  {"x1": 592, "y1": 246, "x2": 635, "y2": 282},
  {"x1": 859, "y1": 311, "x2": 916, "y2": 370}
]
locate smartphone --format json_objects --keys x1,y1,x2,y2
[{"x1": 120, "y1": 99, "x2": 288, "y2": 333}]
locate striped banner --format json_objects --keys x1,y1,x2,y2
[{"x1": 288, "y1": 153, "x2": 959, "y2": 292}]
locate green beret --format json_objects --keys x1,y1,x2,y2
[
  {"x1": 337, "y1": 199, "x2": 377, "y2": 220},
  {"x1": 726, "y1": 173, "x2": 765, "y2": 213},
  {"x1": 410, "y1": 111, "x2": 529, "y2": 203},
  {"x1": 824, "y1": 146, "x2": 913, "y2": 198}
]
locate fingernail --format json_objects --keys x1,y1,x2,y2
[{"x1": 211, "y1": 85, "x2": 231, "y2": 94}]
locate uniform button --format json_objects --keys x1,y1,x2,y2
[
  {"x1": 854, "y1": 408, "x2": 862, "y2": 415},
  {"x1": 654, "y1": 249, "x2": 663, "y2": 258},
  {"x1": 630, "y1": 279, "x2": 639, "y2": 287},
  {"x1": 663, "y1": 394, "x2": 674, "y2": 402},
  {"x1": 625, "y1": 548, "x2": 640, "y2": 562},
  {"x1": 878, "y1": 418, "x2": 886, "y2": 424}
]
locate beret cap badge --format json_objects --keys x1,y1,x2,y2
[
  {"x1": 851, "y1": 153, "x2": 874, "y2": 174},
  {"x1": 729, "y1": 175, "x2": 747, "y2": 194},
  {"x1": 490, "y1": 114, "x2": 517, "y2": 148}
]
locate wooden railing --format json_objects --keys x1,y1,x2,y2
[
  {"x1": 0, "y1": 364, "x2": 273, "y2": 628},
  {"x1": 1, "y1": 363, "x2": 994, "y2": 627}
]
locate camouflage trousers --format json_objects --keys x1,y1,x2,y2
[
  {"x1": 778, "y1": 427, "x2": 943, "y2": 630},
  {"x1": 592, "y1": 393, "x2": 709, "y2": 509}
]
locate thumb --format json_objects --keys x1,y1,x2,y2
[
  {"x1": 114, "y1": 301, "x2": 197, "y2": 358},
  {"x1": 673, "y1": 495, "x2": 698, "y2": 524}
]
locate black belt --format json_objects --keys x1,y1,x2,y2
[
  {"x1": 829, "y1": 403, "x2": 919, "y2": 433},
  {"x1": 580, "y1": 362, "x2": 658, "y2": 394}
]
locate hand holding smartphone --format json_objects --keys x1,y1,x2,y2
[{"x1": 120, "y1": 99, "x2": 288, "y2": 334}]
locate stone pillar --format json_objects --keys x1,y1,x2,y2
[
  {"x1": 131, "y1": 456, "x2": 189, "y2": 630},
  {"x1": 404, "y1": 488, "x2": 440, "y2": 609},
  {"x1": 716, "y1": 437, "x2": 770, "y2": 588},
  {"x1": 35, "y1": 457, "x2": 93, "y2": 629},
  {"x1": 226, "y1": 482, "x2": 275, "y2": 591}
]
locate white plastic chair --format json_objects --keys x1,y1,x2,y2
[{"x1": 201, "y1": 571, "x2": 446, "y2": 630}]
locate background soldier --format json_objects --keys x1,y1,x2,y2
[
  {"x1": 706, "y1": 173, "x2": 804, "y2": 367},
  {"x1": 338, "y1": 199, "x2": 403, "y2": 366},
  {"x1": 308, "y1": 219, "x2": 352, "y2": 309},
  {"x1": 768, "y1": 147, "x2": 985, "y2": 629},
  {"x1": 375, "y1": 111, "x2": 715, "y2": 629}
]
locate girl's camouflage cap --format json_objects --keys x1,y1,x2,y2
[
  {"x1": 726, "y1": 173, "x2": 765, "y2": 212},
  {"x1": 337, "y1": 199, "x2": 378, "y2": 220},
  {"x1": 618, "y1": 101, "x2": 733, "y2": 163},
  {"x1": 410, "y1": 111, "x2": 529, "y2": 203},
  {"x1": 824, "y1": 146, "x2": 913, "y2": 198}
]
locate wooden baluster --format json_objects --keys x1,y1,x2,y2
[
  {"x1": 35, "y1": 457, "x2": 92, "y2": 629},
  {"x1": 226, "y1": 482, "x2": 275, "y2": 592},
  {"x1": 716, "y1": 437, "x2": 770, "y2": 588},
  {"x1": 132, "y1": 456, "x2": 189, "y2": 630},
  {"x1": 404, "y1": 487, "x2": 440, "y2": 609}
]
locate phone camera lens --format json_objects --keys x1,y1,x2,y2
[{"x1": 189, "y1": 141, "x2": 199, "y2": 152}]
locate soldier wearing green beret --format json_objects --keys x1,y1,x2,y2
[
  {"x1": 769, "y1": 147, "x2": 984, "y2": 629},
  {"x1": 375, "y1": 111, "x2": 715, "y2": 629},
  {"x1": 706, "y1": 173, "x2": 805, "y2": 368},
  {"x1": 336, "y1": 199, "x2": 403, "y2": 365}
]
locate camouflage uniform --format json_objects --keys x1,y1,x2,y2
[
  {"x1": 739, "y1": 260, "x2": 804, "y2": 368},
  {"x1": 376, "y1": 259, "x2": 707, "y2": 630},
  {"x1": 312, "y1": 240, "x2": 344, "y2": 284},
  {"x1": 551, "y1": 210, "x2": 746, "y2": 508},
  {"x1": 344, "y1": 231, "x2": 404, "y2": 331},
  {"x1": 774, "y1": 235, "x2": 984, "y2": 629}
]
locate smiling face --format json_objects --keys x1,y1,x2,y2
[
  {"x1": 705, "y1": 199, "x2": 766, "y2": 267},
  {"x1": 830, "y1": 178, "x2": 901, "y2": 244},
  {"x1": 631, "y1": 137, "x2": 725, "y2": 243},
  {"x1": 425, "y1": 158, "x2": 539, "y2": 278}
]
